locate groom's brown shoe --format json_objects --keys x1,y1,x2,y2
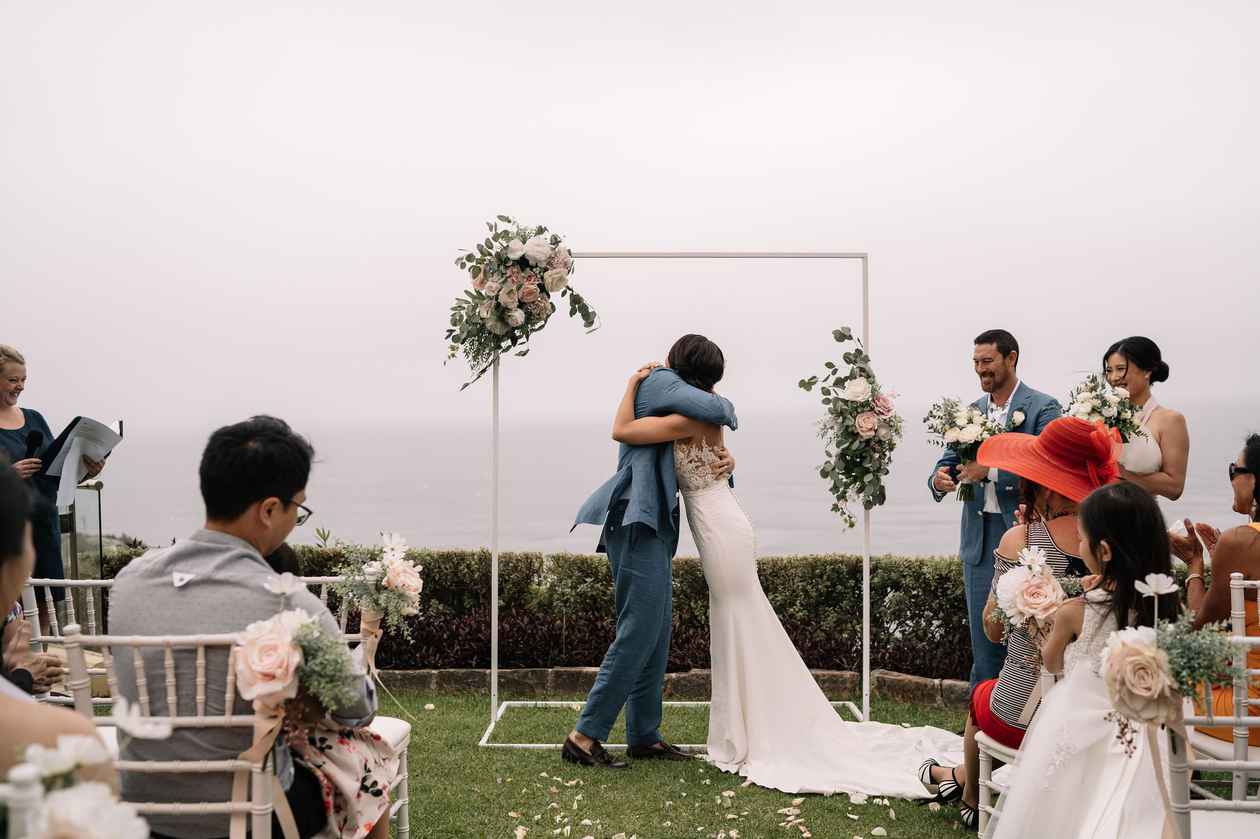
[
  {"x1": 627, "y1": 740, "x2": 692, "y2": 761},
  {"x1": 562, "y1": 736, "x2": 628, "y2": 769}
]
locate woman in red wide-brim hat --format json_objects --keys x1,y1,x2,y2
[{"x1": 920, "y1": 417, "x2": 1120, "y2": 829}]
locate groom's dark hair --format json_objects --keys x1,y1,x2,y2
[
  {"x1": 974, "y1": 329, "x2": 1019, "y2": 367},
  {"x1": 668, "y1": 334, "x2": 725, "y2": 392}
]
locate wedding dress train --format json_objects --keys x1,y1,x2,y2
[{"x1": 676, "y1": 440, "x2": 962, "y2": 798}]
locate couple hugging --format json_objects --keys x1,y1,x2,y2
[{"x1": 564, "y1": 334, "x2": 960, "y2": 799}]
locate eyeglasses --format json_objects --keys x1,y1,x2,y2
[
  {"x1": 1229, "y1": 464, "x2": 1253, "y2": 481},
  {"x1": 289, "y1": 501, "x2": 313, "y2": 526}
]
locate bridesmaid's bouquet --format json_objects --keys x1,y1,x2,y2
[
  {"x1": 993, "y1": 546, "x2": 1068, "y2": 643},
  {"x1": 923, "y1": 397, "x2": 1008, "y2": 501},
  {"x1": 1064, "y1": 375, "x2": 1144, "y2": 442}
]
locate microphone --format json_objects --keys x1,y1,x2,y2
[{"x1": 24, "y1": 430, "x2": 43, "y2": 459}]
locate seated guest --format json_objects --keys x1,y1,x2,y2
[
  {"x1": 920, "y1": 417, "x2": 1119, "y2": 828},
  {"x1": 0, "y1": 460, "x2": 116, "y2": 788},
  {"x1": 109, "y1": 416, "x2": 382, "y2": 839},
  {"x1": 988, "y1": 482, "x2": 1178, "y2": 838},
  {"x1": 1170, "y1": 433, "x2": 1260, "y2": 746}
]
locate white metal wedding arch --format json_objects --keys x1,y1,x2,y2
[{"x1": 478, "y1": 251, "x2": 873, "y2": 750}]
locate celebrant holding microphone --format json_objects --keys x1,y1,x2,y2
[{"x1": 0, "y1": 345, "x2": 105, "y2": 624}]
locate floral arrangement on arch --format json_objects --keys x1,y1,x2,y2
[
  {"x1": 446, "y1": 215, "x2": 598, "y2": 388},
  {"x1": 923, "y1": 398, "x2": 1012, "y2": 501},
  {"x1": 332, "y1": 532, "x2": 424, "y2": 646},
  {"x1": 799, "y1": 326, "x2": 903, "y2": 529},
  {"x1": 1064, "y1": 374, "x2": 1145, "y2": 442}
]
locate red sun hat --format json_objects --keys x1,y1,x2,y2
[{"x1": 976, "y1": 417, "x2": 1122, "y2": 503}]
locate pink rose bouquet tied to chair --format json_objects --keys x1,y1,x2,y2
[
  {"x1": 331, "y1": 532, "x2": 424, "y2": 650},
  {"x1": 234, "y1": 609, "x2": 356, "y2": 718}
]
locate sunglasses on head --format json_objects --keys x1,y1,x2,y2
[{"x1": 1229, "y1": 463, "x2": 1253, "y2": 481}]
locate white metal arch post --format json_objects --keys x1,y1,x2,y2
[{"x1": 481, "y1": 251, "x2": 873, "y2": 749}]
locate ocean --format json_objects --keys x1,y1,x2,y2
[{"x1": 92, "y1": 399, "x2": 1257, "y2": 559}]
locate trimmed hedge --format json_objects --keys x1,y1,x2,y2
[{"x1": 103, "y1": 546, "x2": 972, "y2": 681}]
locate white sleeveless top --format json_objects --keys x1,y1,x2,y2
[
  {"x1": 674, "y1": 439, "x2": 724, "y2": 494},
  {"x1": 1063, "y1": 589, "x2": 1117, "y2": 678},
  {"x1": 1119, "y1": 399, "x2": 1162, "y2": 476}
]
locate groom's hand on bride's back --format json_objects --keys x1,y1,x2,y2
[{"x1": 712, "y1": 448, "x2": 735, "y2": 479}]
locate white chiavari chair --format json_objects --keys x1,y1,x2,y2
[
  {"x1": 1166, "y1": 572, "x2": 1260, "y2": 835},
  {"x1": 0, "y1": 763, "x2": 43, "y2": 838},
  {"x1": 61, "y1": 623, "x2": 274, "y2": 838}
]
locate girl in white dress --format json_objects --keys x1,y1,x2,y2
[
  {"x1": 985, "y1": 482, "x2": 1178, "y2": 838},
  {"x1": 1104, "y1": 336, "x2": 1189, "y2": 500},
  {"x1": 611, "y1": 359, "x2": 962, "y2": 799}
]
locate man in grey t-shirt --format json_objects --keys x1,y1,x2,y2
[{"x1": 110, "y1": 416, "x2": 376, "y2": 838}]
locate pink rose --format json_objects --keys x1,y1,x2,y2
[
  {"x1": 519, "y1": 284, "x2": 541, "y2": 304},
  {"x1": 484, "y1": 280, "x2": 501, "y2": 296},
  {"x1": 471, "y1": 271, "x2": 488, "y2": 292},
  {"x1": 1013, "y1": 575, "x2": 1065, "y2": 624},
  {"x1": 854, "y1": 412, "x2": 880, "y2": 439},
  {"x1": 505, "y1": 266, "x2": 525, "y2": 286},
  {"x1": 235, "y1": 610, "x2": 310, "y2": 713},
  {"x1": 382, "y1": 557, "x2": 423, "y2": 615},
  {"x1": 498, "y1": 286, "x2": 519, "y2": 309},
  {"x1": 872, "y1": 394, "x2": 896, "y2": 418}
]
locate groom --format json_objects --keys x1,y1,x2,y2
[
  {"x1": 566, "y1": 336, "x2": 737, "y2": 768},
  {"x1": 929, "y1": 329, "x2": 1061, "y2": 689}
]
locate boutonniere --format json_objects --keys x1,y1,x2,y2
[{"x1": 1010, "y1": 410, "x2": 1026, "y2": 428}]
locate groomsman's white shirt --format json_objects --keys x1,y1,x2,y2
[{"x1": 983, "y1": 380, "x2": 1020, "y2": 514}]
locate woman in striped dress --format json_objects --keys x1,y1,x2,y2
[{"x1": 920, "y1": 417, "x2": 1121, "y2": 829}]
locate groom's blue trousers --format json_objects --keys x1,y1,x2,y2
[{"x1": 576, "y1": 505, "x2": 673, "y2": 747}]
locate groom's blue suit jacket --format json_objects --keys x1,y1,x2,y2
[
  {"x1": 927, "y1": 382, "x2": 1062, "y2": 566},
  {"x1": 573, "y1": 368, "x2": 737, "y2": 554}
]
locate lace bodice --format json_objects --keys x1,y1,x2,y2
[
  {"x1": 674, "y1": 439, "x2": 723, "y2": 493},
  {"x1": 1063, "y1": 589, "x2": 1116, "y2": 678}
]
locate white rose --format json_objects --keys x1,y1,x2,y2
[
  {"x1": 943, "y1": 428, "x2": 961, "y2": 444},
  {"x1": 554, "y1": 244, "x2": 573, "y2": 269},
  {"x1": 506, "y1": 308, "x2": 526, "y2": 328},
  {"x1": 841, "y1": 377, "x2": 872, "y2": 402},
  {"x1": 1010, "y1": 410, "x2": 1026, "y2": 426},
  {"x1": 1104, "y1": 390, "x2": 1121, "y2": 405},
  {"x1": 34, "y1": 782, "x2": 149, "y2": 839},
  {"x1": 1101, "y1": 404, "x2": 1118, "y2": 418},
  {"x1": 954, "y1": 411, "x2": 970, "y2": 427},
  {"x1": 498, "y1": 286, "x2": 519, "y2": 309},
  {"x1": 506, "y1": 239, "x2": 526, "y2": 261},
  {"x1": 522, "y1": 235, "x2": 552, "y2": 267},
  {"x1": 957, "y1": 424, "x2": 982, "y2": 445},
  {"x1": 484, "y1": 280, "x2": 502, "y2": 296},
  {"x1": 1114, "y1": 386, "x2": 1130, "y2": 400},
  {"x1": 543, "y1": 267, "x2": 569, "y2": 293}
]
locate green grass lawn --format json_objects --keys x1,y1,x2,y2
[{"x1": 386, "y1": 689, "x2": 971, "y2": 839}]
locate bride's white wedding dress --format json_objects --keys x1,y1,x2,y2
[{"x1": 675, "y1": 439, "x2": 962, "y2": 797}]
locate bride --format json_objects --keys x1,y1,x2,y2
[
  {"x1": 1104, "y1": 336, "x2": 1188, "y2": 500},
  {"x1": 610, "y1": 354, "x2": 961, "y2": 799}
]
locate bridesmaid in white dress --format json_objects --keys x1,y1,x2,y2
[
  {"x1": 1104, "y1": 337, "x2": 1189, "y2": 500},
  {"x1": 611, "y1": 361, "x2": 962, "y2": 800}
]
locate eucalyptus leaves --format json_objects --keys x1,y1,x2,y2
[
  {"x1": 446, "y1": 215, "x2": 598, "y2": 389},
  {"x1": 799, "y1": 327, "x2": 902, "y2": 528}
]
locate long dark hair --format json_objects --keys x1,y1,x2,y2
[
  {"x1": 1104, "y1": 336, "x2": 1170, "y2": 384},
  {"x1": 1079, "y1": 482, "x2": 1177, "y2": 629},
  {"x1": 1245, "y1": 434, "x2": 1260, "y2": 521},
  {"x1": 667, "y1": 334, "x2": 724, "y2": 392}
]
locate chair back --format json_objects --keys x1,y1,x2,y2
[
  {"x1": 1167, "y1": 572, "x2": 1260, "y2": 835},
  {"x1": 61, "y1": 623, "x2": 273, "y2": 838},
  {"x1": 0, "y1": 763, "x2": 42, "y2": 839},
  {"x1": 23, "y1": 578, "x2": 113, "y2": 644}
]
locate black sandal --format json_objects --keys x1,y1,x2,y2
[
  {"x1": 918, "y1": 759, "x2": 964, "y2": 804},
  {"x1": 958, "y1": 799, "x2": 979, "y2": 830}
]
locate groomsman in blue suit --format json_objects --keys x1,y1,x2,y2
[
  {"x1": 566, "y1": 336, "x2": 737, "y2": 768},
  {"x1": 929, "y1": 329, "x2": 1061, "y2": 689}
]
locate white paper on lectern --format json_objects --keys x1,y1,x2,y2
[{"x1": 46, "y1": 417, "x2": 122, "y2": 508}]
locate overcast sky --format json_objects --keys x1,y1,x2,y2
[{"x1": 3, "y1": 1, "x2": 1256, "y2": 448}]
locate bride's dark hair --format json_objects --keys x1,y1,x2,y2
[
  {"x1": 667, "y1": 334, "x2": 725, "y2": 392},
  {"x1": 1079, "y1": 482, "x2": 1177, "y2": 630},
  {"x1": 1103, "y1": 336, "x2": 1170, "y2": 384}
]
